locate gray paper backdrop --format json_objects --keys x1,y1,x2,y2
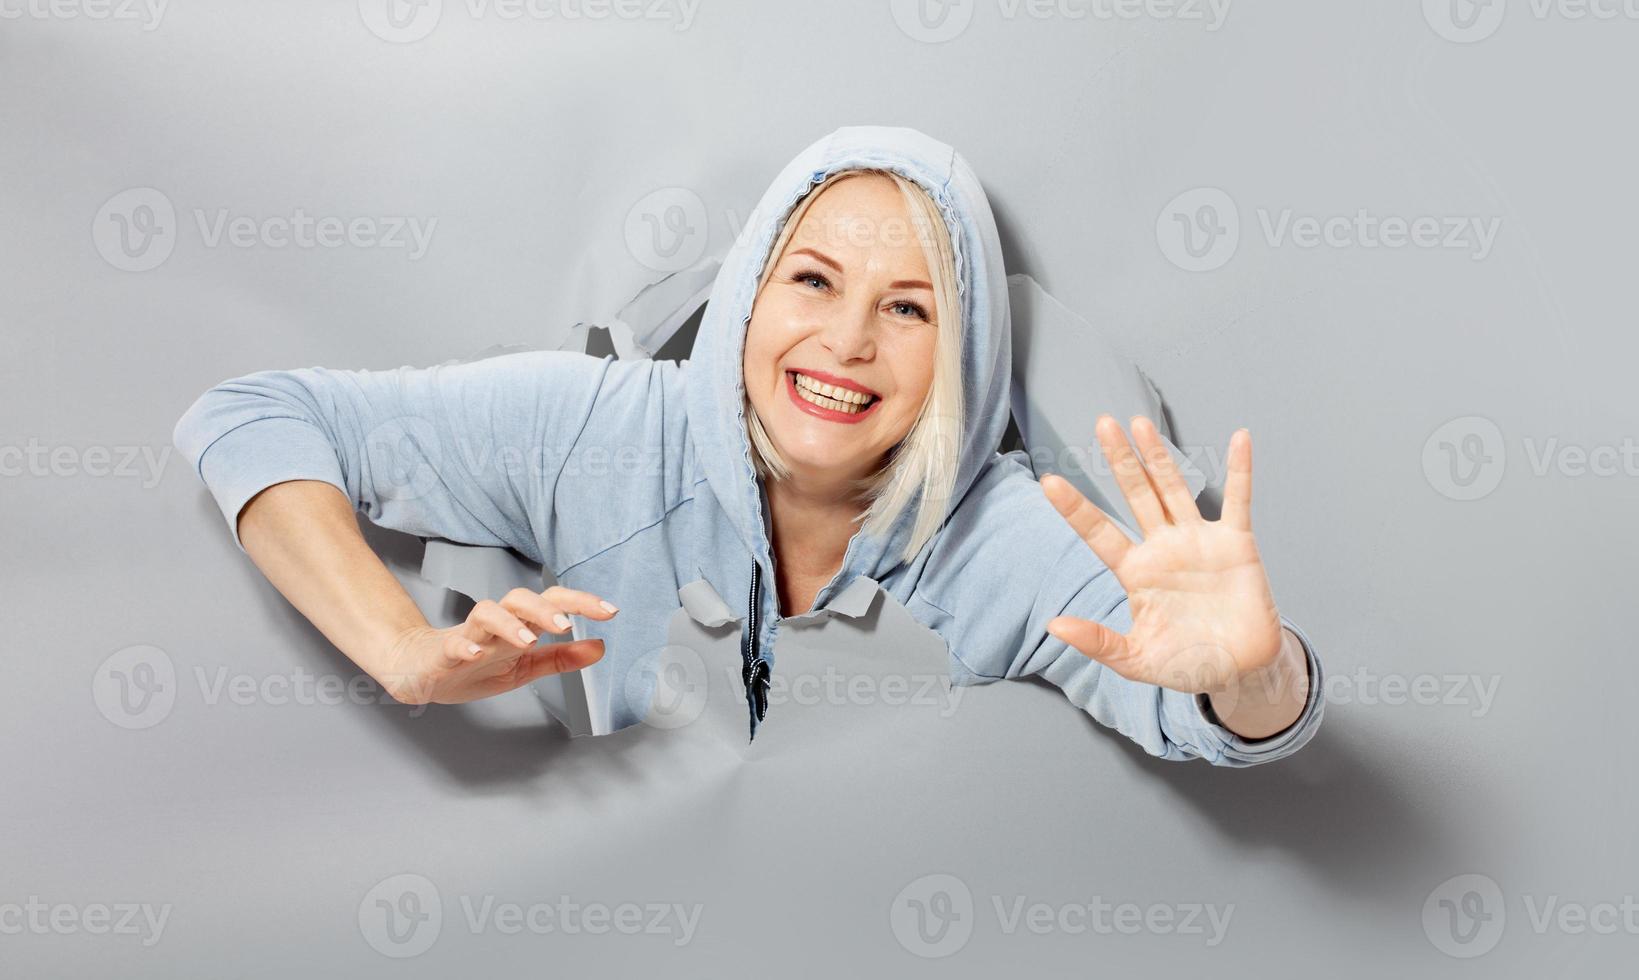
[{"x1": 3, "y1": 1, "x2": 1635, "y2": 976}]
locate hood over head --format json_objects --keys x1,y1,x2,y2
[{"x1": 684, "y1": 125, "x2": 1013, "y2": 597}]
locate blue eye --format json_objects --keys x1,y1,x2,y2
[
  {"x1": 891, "y1": 301, "x2": 931, "y2": 322},
  {"x1": 791, "y1": 269, "x2": 831, "y2": 290}
]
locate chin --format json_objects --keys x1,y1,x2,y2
[{"x1": 772, "y1": 431, "x2": 869, "y2": 476}]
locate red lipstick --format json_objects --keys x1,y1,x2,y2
[{"x1": 784, "y1": 370, "x2": 882, "y2": 425}]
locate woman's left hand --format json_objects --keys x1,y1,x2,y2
[{"x1": 1040, "y1": 415, "x2": 1286, "y2": 697}]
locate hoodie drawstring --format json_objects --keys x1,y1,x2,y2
[{"x1": 740, "y1": 558, "x2": 770, "y2": 741}]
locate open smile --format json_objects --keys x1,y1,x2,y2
[{"x1": 785, "y1": 370, "x2": 882, "y2": 424}]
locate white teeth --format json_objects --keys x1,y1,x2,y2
[
  {"x1": 793, "y1": 372, "x2": 873, "y2": 406},
  {"x1": 792, "y1": 372, "x2": 875, "y2": 414}
]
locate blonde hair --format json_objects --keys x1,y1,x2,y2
[{"x1": 744, "y1": 168, "x2": 964, "y2": 563}]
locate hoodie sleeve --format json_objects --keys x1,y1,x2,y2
[
  {"x1": 172, "y1": 350, "x2": 682, "y2": 574},
  {"x1": 906, "y1": 452, "x2": 1325, "y2": 767}
]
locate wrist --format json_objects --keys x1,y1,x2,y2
[
  {"x1": 1208, "y1": 626, "x2": 1309, "y2": 740},
  {"x1": 373, "y1": 620, "x2": 436, "y2": 697}
]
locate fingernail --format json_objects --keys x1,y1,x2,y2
[
  {"x1": 599, "y1": 600, "x2": 619, "y2": 614},
  {"x1": 552, "y1": 613, "x2": 572, "y2": 631},
  {"x1": 517, "y1": 627, "x2": 537, "y2": 645},
  {"x1": 467, "y1": 642, "x2": 482, "y2": 656}
]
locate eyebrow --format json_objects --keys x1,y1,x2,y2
[{"x1": 787, "y1": 247, "x2": 933, "y2": 292}]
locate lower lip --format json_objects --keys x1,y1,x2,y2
[{"x1": 785, "y1": 372, "x2": 881, "y2": 425}]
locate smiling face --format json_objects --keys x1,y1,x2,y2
[{"x1": 743, "y1": 173, "x2": 941, "y2": 491}]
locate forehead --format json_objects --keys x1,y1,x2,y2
[{"x1": 784, "y1": 174, "x2": 933, "y2": 264}]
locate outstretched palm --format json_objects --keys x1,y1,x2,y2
[{"x1": 1041, "y1": 416, "x2": 1283, "y2": 695}]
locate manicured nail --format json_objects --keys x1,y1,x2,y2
[
  {"x1": 467, "y1": 642, "x2": 483, "y2": 657},
  {"x1": 552, "y1": 613, "x2": 572, "y2": 631},
  {"x1": 517, "y1": 627, "x2": 537, "y2": 645},
  {"x1": 599, "y1": 600, "x2": 619, "y2": 614}
]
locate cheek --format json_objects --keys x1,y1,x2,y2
[
  {"x1": 878, "y1": 332, "x2": 939, "y2": 437},
  {"x1": 744, "y1": 298, "x2": 803, "y2": 373},
  {"x1": 742, "y1": 316, "x2": 781, "y2": 388},
  {"x1": 895, "y1": 333, "x2": 939, "y2": 405}
]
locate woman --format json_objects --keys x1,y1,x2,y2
[{"x1": 173, "y1": 125, "x2": 1324, "y2": 764}]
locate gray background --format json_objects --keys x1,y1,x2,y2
[{"x1": 3, "y1": 0, "x2": 1635, "y2": 976}]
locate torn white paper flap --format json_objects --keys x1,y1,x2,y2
[
  {"x1": 419, "y1": 539, "x2": 543, "y2": 602},
  {"x1": 677, "y1": 578, "x2": 737, "y2": 628},
  {"x1": 1006, "y1": 273, "x2": 1206, "y2": 532},
  {"x1": 603, "y1": 259, "x2": 720, "y2": 360}
]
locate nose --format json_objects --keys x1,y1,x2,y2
[{"x1": 817, "y1": 298, "x2": 876, "y2": 363}]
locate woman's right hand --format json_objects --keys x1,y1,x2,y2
[{"x1": 379, "y1": 586, "x2": 617, "y2": 705}]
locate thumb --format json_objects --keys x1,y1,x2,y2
[
  {"x1": 518, "y1": 638, "x2": 606, "y2": 685},
  {"x1": 1046, "y1": 616, "x2": 1132, "y2": 671}
]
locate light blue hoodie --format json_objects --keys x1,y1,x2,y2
[{"x1": 173, "y1": 125, "x2": 1324, "y2": 764}]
